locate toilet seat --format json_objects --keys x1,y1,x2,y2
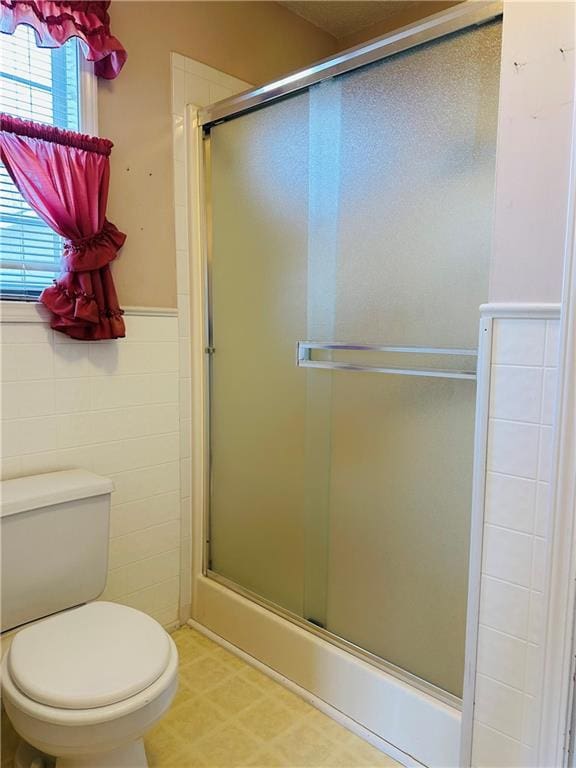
[
  {"x1": 1, "y1": 627, "x2": 178, "y2": 728},
  {"x1": 7, "y1": 602, "x2": 171, "y2": 710}
]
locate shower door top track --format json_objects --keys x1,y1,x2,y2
[{"x1": 198, "y1": 0, "x2": 502, "y2": 128}]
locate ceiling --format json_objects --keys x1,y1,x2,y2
[{"x1": 279, "y1": 1, "x2": 412, "y2": 40}]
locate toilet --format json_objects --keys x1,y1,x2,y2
[{"x1": 0, "y1": 470, "x2": 179, "y2": 768}]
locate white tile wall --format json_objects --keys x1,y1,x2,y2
[
  {"x1": 170, "y1": 53, "x2": 250, "y2": 622},
  {"x1": 472, "y1": 316, "x2": 560, "y2": 767},
  {"x1": 0, "y1": 314, "x2": 181, "y2": 628}
]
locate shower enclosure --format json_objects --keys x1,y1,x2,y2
[{"x1": 191, "y1": 4, "x2": 502, "y2": 763}]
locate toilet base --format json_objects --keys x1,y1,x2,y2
[
  {"x1": 14, "y1": 739, "x2": 147, "y2": 768},
  {"x1": 56, "y1": 741, "x2": 148, "y2": 768},
  {"x1": 15, "y1": 741, "x2": 55, "y2": 768}
]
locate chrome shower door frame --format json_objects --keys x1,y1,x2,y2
[{"x1": 192, "y1": 4, "x2": 502, "y2": 764}]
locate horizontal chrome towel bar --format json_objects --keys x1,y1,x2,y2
[
  {"x1": 298, "y1": 341, "x2": 478, "y2": 356},
  {"x1": 296, "y1": 342, "x2": 477, "y2": 381}
]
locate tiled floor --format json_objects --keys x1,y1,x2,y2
[
  {"x1": 148, "y1": 627, "x2": 399, "y2": 767},
  {"x1": 1, "y1": 626, "x2": 400, "y2": 767}
]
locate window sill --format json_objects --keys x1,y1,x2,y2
[
  {"x1": 0, "y1": 300, "x2": 50, "y2": 323},
  {"x1": 0, "y1": 301, "x2": 178, "y2": 323}
]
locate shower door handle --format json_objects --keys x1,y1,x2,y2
[{"x1": 296, "y1": 341, "x2": 477, "y2": 381}]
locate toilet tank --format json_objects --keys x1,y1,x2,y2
[{"x1": 1, "y1": 470, "x2": 114, "y2": 633}]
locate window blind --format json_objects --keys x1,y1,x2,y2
[{"x1": 0, "y1": 26, "x2": 80, "y2": 299}]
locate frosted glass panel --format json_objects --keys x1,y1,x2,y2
[
  {"x1": 325, "y1": 373, "x2": 475, "y2": 695},
  {"x1": 208, "y1": 19, "x2": 501, "y2": 697},
  {"x1": 319, "y1": 20, "x2": 501, "y2": 697},
  {"x1": 209, "y1": 92, "x2": 310, "y2": 614},
  {"x1": 331, "y1": 22, "x2": 500, "y2": 348}
]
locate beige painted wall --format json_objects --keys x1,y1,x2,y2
[
  {"x1": 489, "y1": 1, "x2": 574, "y2": 303},
  {"x1": 99, "y1": 1, "x2": 337, "y2": 307}
]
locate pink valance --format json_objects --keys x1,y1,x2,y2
[
  {"x1": 1, "y1": 114, "x2": 126, "y2": 340},
  {"x1": 0, "y1": 0, "x2": 126, "y2": 79}
]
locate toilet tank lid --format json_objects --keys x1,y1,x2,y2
[{"x1": 1, "y1": 470, "x2": 114, "y2": 518}]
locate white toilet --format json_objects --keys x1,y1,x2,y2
[{"x1": 0, "y1": 470, "x2": 179, "y2": 768}]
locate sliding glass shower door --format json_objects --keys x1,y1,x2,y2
[{"x1": 206, "y1": 19, "x2": 501, "y2": 699}]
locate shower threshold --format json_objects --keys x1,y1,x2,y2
[
  {"x1": 193, "y1": 569, "x2": 462, "y2": 767},
  {"x1": 206, "y1": 568, "x2": 461, "y2": 711}
]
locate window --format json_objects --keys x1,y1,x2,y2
[{"x1": 0, "y1": 26, "x2": 83, "y2": 300}]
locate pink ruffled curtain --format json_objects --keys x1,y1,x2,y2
[
  {"x1": 0, "y1": 1, "x2": 126, "y2": 79},
  {"x1": 1, "y1": 114, "x2": 126, "y2": 340}
]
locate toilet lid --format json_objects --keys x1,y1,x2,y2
[{"x1": 8, "y1": 602, "x2": 172, "y2": 709}]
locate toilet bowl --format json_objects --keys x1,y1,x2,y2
[{"x1": 1, "y1": 602, "x2": 178, "y2": 768}]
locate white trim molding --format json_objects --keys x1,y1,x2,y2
[
  {"x1": 0, "y1": 301, "x2": 51, "y2": 323},
  {"x1": 123, "y1": 306, "x2": 178, "y2": 318},
  {"x1": 460, "y1": 313, "x2": 494, "y2": 766},
  {"x1": 171, "y1": 53, "x2": 252, "y2": 628},
  {"x1": 0, "y1": 301, "x2": 177, "y2": 323},
  {"x1": 480, "y1": 303, "x2": 561, "y2": 320},
  {"x1": 78, "y1": 57, "x2": 98, "y2": 136}
]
